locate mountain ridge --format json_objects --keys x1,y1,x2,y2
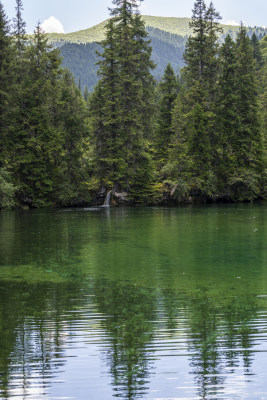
[{"x1": 46, "y1": 15, "x2": 267, "y2": 45}]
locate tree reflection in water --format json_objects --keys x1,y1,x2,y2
[
  {"x1": 0, "y1": 278, "x2": 265, "y2": 399},
  {"x1": 94, "y1": 280, "x2": 156, "y2": 399},
  {"x1": 0, "y1": 282, "x2": 86, "y2": 398}
]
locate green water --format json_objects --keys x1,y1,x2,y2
[{"x1": 0, "y1": 204, "x2": 267, "y2": 399}]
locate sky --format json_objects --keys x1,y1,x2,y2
[{"x1": 2, "y1": 0, "x2": 266, "y2": 34}]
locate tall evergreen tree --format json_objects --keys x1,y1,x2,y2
[
  {"x1": 261, "y1": 61, "x2": 267, "y2": 197},
  {"x1": 184, "y1": 0, "x2": 221, "y2": 86},
  {"x1": 154, "y1": 63, "x2": 178, "y2": 168},
  {"x1": 91, "y1": 0, "x2": 155, "y2": 202},
  {"x1": 227, "y1": 24, "x2": 264, "y2": 200},
  {"x1": 173, "y1": 0, "x2": 222, "y2": 197},
  {"x1": 12, "y1": 0, "x2": 26, "y2": 55},
  {"x1": 83, "y1": 86, "x2": 89, "y2": 102},
  {"x1": 0, "y1": 2, "x2": 14, "y2": 167},
  {"x1": 251, "y1": 32, "x2": 264, "y2": 70},
  {"x1": 11, "y1": 23, "x2": 64, "y2": 207},
  {"x1": 92, "y1": 18, "x2": 120, "y2": 188},
  {"x1": 54, "y1": 70, "x2": 89, "y2": 205},
  {"x1": 0, "y1": 2, "x2": 17, "y2": 209},
  {"x1": 216, "y1": 34, "x2": 238, "y2": 195}
]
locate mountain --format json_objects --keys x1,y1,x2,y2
[{"x1": 46, "y1": 16, "x2": 267, "y2": 92}]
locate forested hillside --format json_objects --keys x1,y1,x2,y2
[
  {"x1": 60, "y1": 29, "x2": 186, "y2": 91},
  {"x1": 47, "y1": 16, "x2": 267, "y2": 91},
  {"x1": 60, "y1": 43, "x2": 100, "y2": 93}
]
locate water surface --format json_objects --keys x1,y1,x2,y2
[{"x1": 0, "y1": 204, "x2": 267, "y2": 399}]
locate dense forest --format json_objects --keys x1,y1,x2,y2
[
  {"x1": 0, "y1": 0, "x2": 266, "y2": 209},
  {"x1": 60, "y1": 29, "x2": 187, "y2": 91}
]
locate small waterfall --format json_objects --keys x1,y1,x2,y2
[{"x1": 103, "y1": 190, "x2": 112, "y2": 206}]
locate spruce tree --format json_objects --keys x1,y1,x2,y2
[
  {"x1": 54, "y1": 70, "x2": 89, "y2": 205},
  {"x1": 83, "y1": 86, "x2": 89, "y2": 102},
  {"x1": 184, "y1": 0, "x2": 221, "y2": 86},
  {"x1": 174, "y1": 0, "x2": 222, "y2": 198},
  {"x1": 92, "y1": 18, "x2": 121, "y2": 188},
  {"x1": 216, "y1": 34, "x2": 238, "y2": 195},
  {"x1": 261, "y1": 61, "x2": 267, "y2": 196},
  {"x1": 91, "y1": 0, "x2": 155, "y2": 202},
  {"x1": 12, "y1": 23, "x2": 63, "y2": 207},
  {"x1": 12, "y1": 0, "x2": 26, "y2": 55},
  {"x1": 251, "y1": 32, "x2": 264, "y2": 70},
  {"x1": 227, "y1": 25, "x2": 264, "y2": 200},
  {"x1": 0, "y1": 2, "x2": 17, "y2": 208},
  {"x1": 0, "y1": 2, "x2": 14, "y2": 167},
  {"x1": 155, "y1": 63, "x2": 178, "y2": 168}
]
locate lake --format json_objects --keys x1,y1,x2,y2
[{"x1": 0, "y1": 204, "x2": 267, "y2": 399}]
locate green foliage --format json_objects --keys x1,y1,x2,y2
[
  {"x1": 52, "y1": 70, "x2": 91, "y2": 206},
  {"x1": 0, "y1": 2, "x2": 91, "y2": 210},
  {"x1": 0, "y1": 2, "x2": 14, "y2": 167},
  {"x1": 163, "y1": 1, "x2": 265, "y2": 203},
  {"x1": 251, "y1": 32, "x2": 264, "y2": 69},
  {"x1": 11, "y1": 24, "x2": 62, "y2": 207},
  {"x1": 234, "y1": 25, "x2": 263, "y2": 177},
  {"x1": 90, "y1": 0, "x2": 155, "y2": 200},
  {"x1": 170, "y1": 0, "x2": 222, "y2": 197},
  {"x1": 154, "y1": 63, "x2": 179, "y2": 168},
  {"x1": 0, "y1": 168, "x2": 17, "y2": 210},
  {"x1": 227, "y1": 169, "x2": 262, "y2": 201}
]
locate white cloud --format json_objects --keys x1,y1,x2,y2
[
  {"x1": 41, "y1": 16, "x2": 65, "y2": 33},
  {"x1": 224, "y1": 20, "x2": 240, "y2": 26}
]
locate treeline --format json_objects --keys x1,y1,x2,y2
[{"x1": 0, "y1": 0, "x2": 266, "y2": 209}]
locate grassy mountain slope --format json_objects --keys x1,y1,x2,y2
[
  {"x1": 47, "y1": 15, "x2": 267, "y2": 44},
  {"x1": 47, "y1": 20, "x2": 107, "y2": 44}
]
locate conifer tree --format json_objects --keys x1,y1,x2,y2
[
  {"x1": 0, "y1": 2, "x2": 14, "y2": 167},
  {"x1": 227, "y1": 24, "x2": 264, "y2": 200},
  {"x1": 184, "y1": 0, "x2": 221, "y2": 87},
  {"x1": 154, "y1": 63, "x2": 178, "y2": 168},
  {"x1": 216, "y1": 34, "x2": 238, "y2": 195},
  {"x1": 261, "y1": 61, "x2": 267, "y2": 195},
  {"x1": 173, "y1": 0, "x2": 222, "y2": 197},
  {"x1": 12, "y1": 23, "x2": 63, "y2": 207},
  {"x1": 91, "y1": 0, "x2": 155, "y2": 202},
  {"x1": 12, "y1": 0, "x2": 26, "y2": 55},
  {"x1": 92, "y1": 17, "x2": 121, "y2": 188},
  {"x1": 0, "y1": 2, "x2": 17, "y2": 209},
  {"x1": 83, "y1": 86, "x2": 89, "y2": 102},
  {"x1": 54, "y1": 70, "x2": 89, "y2": 205},
  {"x1": 251, "y1": 32, "x2": 264, "y2": 70}
]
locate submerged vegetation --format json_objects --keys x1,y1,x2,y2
[{"x1": 0, "y1": 0, "x2": 266, "y2": 209}]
